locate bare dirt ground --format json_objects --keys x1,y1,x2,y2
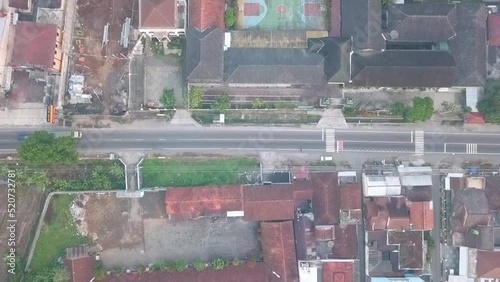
[
  {"x1": 202, "y1": 85, "x2": 342, "y2": 108},
  {"x1": 72, "y1": 0, "x2": 135, "y2": 115},
  {"x1": 8, "y1": 71, "x2": 46, "y2": 104},
  {"x1": 0, "y1": 185, "x2": 43, "y2": 281},
  {"x1": 82, "y1": 191, "x2": 261, "y2": 268}
]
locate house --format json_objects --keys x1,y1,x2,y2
[
  {"x1": 366, "y1": 197, "x2": 410, "y2": 231},
  {"x1": 485, "y1": 176, "x2": 500, "y2": 210},
  {"x1": 341, "y1": 0, "x2": 385, "y2": 51},
  {"x1": 297, "y1": 259, "x2": 361, "y2": 282},
  {"x1": 408, "y1": 201, "x2": 434, "y2": 231},
  {"x1": 476, "y1": 250, "x2": 500, "y2": 279},
  {"x1": 488, "y1": 14, "x2": 500, "y2": 46},
  {"x1": 261, "y1": 221, "x2": 299, "y2": 282},
  {"x1": 11, "y1": 22, "x2": 63, "y2": 72},
  {"x1": 9, "y1": 0, "x2": 32, "y2": 13},
  {"x1": 453, "y1": 189, "x2": 491, "y2": 230},
  {"x1": 465, "y1": 226, "x2": 494, "y2": 250},
  {"x1": 186, "y1": 27, "x2": 224, "y2": 84},
  {"x1": 362, "y1": 174, "x2": 402, "y2": 197},
  {"x1": 466, "y1": 112, "x2": 486, "y2": 124},
  {"x1": 139, "y1": 0, "x2": 186, "y2": 35},
  {"x1": 243, "y1": 184, "x2": 295, "y2": 221},
  {"x1": 188, "y1": 0, "x2": 226, "y2": 31},
  {"x1": 64, "y1": 246, "x2": 95, "y2": 282}
]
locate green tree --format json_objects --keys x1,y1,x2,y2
[
  {"x1": 251, "y1": 98, "x2": 266, "y2": 109},
  {"x1": 478, "y1": 79, "x2": 500, "y2": 123},
  {"x1": 175, "y1": 260, "x2": 188, "y2": 272},
  {"x1": 390, "y1": 102, "x2": 406, "y2": 117},
  {"x1": 225, "y1": 7, "x2": 236, "y2": 27},
  {"x1": 194, "y1": 259, "x2": 206, "y2": 271},
  {"x1": 110, "y1": 162, "x2": 125, "y2": 179},
  {"x1": 405, "y1": 97, "x2": 434, "y2": 122},
  {"x1": 187, "y1": 87, "x2": 204, "y2": 109},
  {"x1": 231, "y1": 258, "x2": 240, "y2": 267},
  {"x1": 52, "y1": 267, "x2": 70, "y2": 282},
  {"x1": 211, "y1": 93, "x2": 231, "y2": 113},
  {"x1": 212, "y1": 258, "x2": 226, "y2": 270},
  {"x1": 160, "y1": 89, "x2": 176, "y2": 109},
  {"x1": 18, "y1": 131, "x2": 79, "y2": 165}
]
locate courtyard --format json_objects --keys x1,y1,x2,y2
[{"x1": 236, "y1": 0, "x2": 328, "y2": 30}]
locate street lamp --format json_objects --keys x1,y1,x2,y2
[{"x1": 263, "y1": 261, "x2": 281, "y2": 279}]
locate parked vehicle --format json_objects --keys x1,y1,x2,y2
[{"x1": 53, "y1": 131, "x2": 83, "y2": 139}]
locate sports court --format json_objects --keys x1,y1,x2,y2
[{"x1": 235, "y1": 0, "x2": 327, "y2": 30}]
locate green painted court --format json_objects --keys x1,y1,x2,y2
[{"x1": 236, "y1": 0, "x2": 327, "y2": 30}]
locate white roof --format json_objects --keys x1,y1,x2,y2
[
  {"x1": 398, "y1": 166, "x2": 432, "y2": 174},
  {"x1": 466, "y1": 87, "x2": 482, "y2": 112},
  {"x1": 448, "y1": 276, "x2": 474, "y2": 282},
  {"x1": 400, "y1": 175, "x2": 432, "y2": 186},
  {"x1": 338, "y1": 171, "x2": 357, "y2": 177},
  {"x1": 459, "y1": 247, "x2": 469, "y2": 276},
  {"x1": 298, "y1": 261, "x2": 319, "y2": 282}
]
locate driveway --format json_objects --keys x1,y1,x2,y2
[{"x1": 144, "y1": 54, "x2": 184, "y2": 108}]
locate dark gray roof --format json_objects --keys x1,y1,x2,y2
[
  {"x1": 223, "y1": 48, "x2": 326, "y2": 84},
  {"x1": 341, "y1": 0, "x2": 385, "y2": 50},
  {"x1": 449, "y1": 4, "x2": 487, "y2": 87},
  {"x1": 350, "y1": 50, "x2": 456, "y2": 87},
  {"x1": 384, "y1": 4, "x2": 457, "y2": 42},
  {"x1": 186, "y1": 27, "x2": 224, "y2": 83},
  {"x1": 308, "y1": 37, "x2": 352, "y2": 83}
]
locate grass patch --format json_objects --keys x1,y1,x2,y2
[
  {"x1": 142, "y1": 157, "x2": 259, "y2": 187},
  {"x1": 191, "y1": 111, "x2": 320, "y2": 125},
  {"x1": 30, "y1": 195, "x2": 90, "y2": 272}
]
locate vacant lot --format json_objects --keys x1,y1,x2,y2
[
  {"x1": 30, "y1": 195, "x2": 90, "y2": 272},
  {"x1": 141, "y1": 157, "x2": 259, "y2": 188},
  {"x1": 82, "y1": 192, "x2": 262, "y2": 269},
  {"x1": 192, "y1": 110, "x2": 321, "y2": 125}
]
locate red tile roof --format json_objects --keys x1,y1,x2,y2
[
  {"x1": 165, "y1": 185, "x2": 243, "y2": 217},
  {"x1": 243, "y1": 185, "x2": 295, "y2": 221},
  {"x1": 12, "y1": 22, "x2": 57, "y2": 68},
  {"x1": 477, "y1": 250, "x2": 500, "y2": 278},
  {"x1": 409, "y1": 201, "x2": 434, "y2": 230},
  {"x1": 312, "y1": 172, "x2": 339, "y2": 225},
  {"x1": 140, "y1": 0, "x2": 177, "y2": 28},
  {"x1": 102, "y1": 262, "x2": 273, "y2": 282},
  {"x1": 366, "y1": 200, "x2": 389, "y2": 230},
  {"x1": 9, "y1": 0, "x2": 29, "y2": 9},
  {"x1": 323, "y1": 260, "x2": 355, "y2": 282},
  {"x1": 339, "y1": 183, "x2": 361, "y2": 210},
  {"x1": 292, "y1": 166, "x2": 310, "y2": 180},
  {"x1": 332, "y1": 225, "x2": 358, "y2": 259},
  {"x1": 64, "y1": 257, "x2": 95, "y2": 282},
  {"x1": 189, "y1": 0, "x2": 226, "y2": 31},
  {"x1": 489, "y1": 14, "x2": 500, "y2": 46},
  {"x1": 329, "y1": 0, "x2": 341, "y2": 37},
  {"x1": 315, "y1": 226, "x2": 335, "y2": 241},
  {"x1": 261, "y1": 221, "x2": 299, "y2": 282},
  {"x1": 466, "y1": 112, "x2": 486, "y2": 124}
]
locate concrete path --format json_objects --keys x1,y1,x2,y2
[
  {"x1": 169, "y1": 110, "x2": 201, "y2": 127},
  {"x1": 316, "y1": 109, "x2": 348, "y2": 129}
]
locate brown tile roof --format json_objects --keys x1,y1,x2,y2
[
  {"x1": 409, "y1": 201, "x2": 434, "y2": 230},
  {"x1": 366, "y1": 201, "x2": 389, "y2": 230},
  {"x1": 465, "y1": 226, "x2": 494, "y2": 250},
  {"x1": 292, "y1": 166, "x2": 310, "y2": 180},
  {"x1": 477, "y1": 250, "x2": 500, "y2": 278},
  {"x1": 329, "y1": 0, "x2": 341, "y2": 37},
  {"x1": 243, "y1": 185, "x2": 295, "y2": 221},
  {"x1": 453, "y1": 189, "x2": 491, "y2": 229},
  {"x1": 140, "y1": 0, "x2": 177, "y2": 28},
  {"x1": 387, "y1": 230, "x2": 424, "y2": 270},
  {"x1": 9, "y1": 0, "x2": 29, "y2": 9},
  {"x1": 332, "y1": 224, "x2": 358, "y2": 259},
  {"x1": 189, "y1": 0, "x2": 226, "y2": 31},
  {"x1": 367, "y1": 197, "x2": 410, "y2": 231},
  {"x1": 486, "y1": 176, "x2": 500, "y2": 210},
  {"x1": 315, "y1": 226, "x2": 335, "y2": 241},
  {"x1": 294, "y1": 214, "x2": 316, "y2": 260},
  {"x1": 165, "y1": 185, "x2": 243, "y2": 217},
  {"x1": 489, "y1": 14, "x2": 500, "y2": 46},
  {"x1": 261, "y1": 221, "x2": 299, "y2": 282},
  {"x1": 64, "y1": 257, "x2": 95, "y2": 282},
  {"x1": 12, "y1": 22, "x2": 57, "y2": 68},
  {"x1": 312, "y1": 172, "x2": 339, "y2": 225},
  {"x1": 102, "y1": 262, "x2": 273, "y2": 282},
  {"x1": 322, "y1": 260, "x2": 356, "y2": 282},
  {"x1": 339, "y1": 183, "x2": 361, "y2": 210}
]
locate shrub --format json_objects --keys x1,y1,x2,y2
[
  {"x1": 232, "y1": 258, "x2": 240, "y2": 267},
  {"x1": 160, "y1": 88, "x2": 176, "y2": 109},
  {"x1": 167, "y1": 37, "x2": 183, "y2": 49},
  {"x1": 212, "y1": 258, "x2": 226, "y2": 270},
  {"x1": 176, "y1": 261, "x2": 188, "y2": 272},
  {"x1": 211, "y1": 93, "x2": 231, "y2": 113},
  {"x1": 136, "y1": 265, "x2": 146, "y2": 273},
  {"x1": 94, "y1": 260, "x2": 106, "y2": 279},
  {"x1": 114, "y1": 266, "x2": 126, "y2": 276},
  {"x1": 274, "y1": 101, "x2": 296, "y2": 109},
  {"x1": 166, "y1": 261, "x2": 177, "y2": 272},
  {"x1": 194, "y1": 259, "x2": 206, "y2": 271},
  {"x1": 247, "y1": 257, "x2": 257, "y2": 269},
  {"x1": 390, "y1": 102, "x2": 406, "y2": 117},
  {"x1": 252, "y1": 98, "x2": 266, "y2": 109},
  {"x1": 187, "y1": 87, "x2": 204, "y2": 109},
  {"x1": 225, "y1": 7, "x2": 236, "y2": 27},
  {"x1": 343, "y1": 107, "x2": 359, "y2": 117},
  {"x1": 405, "y1": 97, "x2": 434, "y2": 122}
]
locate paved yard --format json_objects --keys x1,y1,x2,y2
[
  {"x1": 344, "y1": 88, "x2": 464, "y2": 112},
  {"x1": 144, "y1": 42, "x2": 184, "y2": 108}
]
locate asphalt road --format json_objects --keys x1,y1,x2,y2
[{"x1": 1, "y1": 128, "x2": 500, "y2": 155}]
